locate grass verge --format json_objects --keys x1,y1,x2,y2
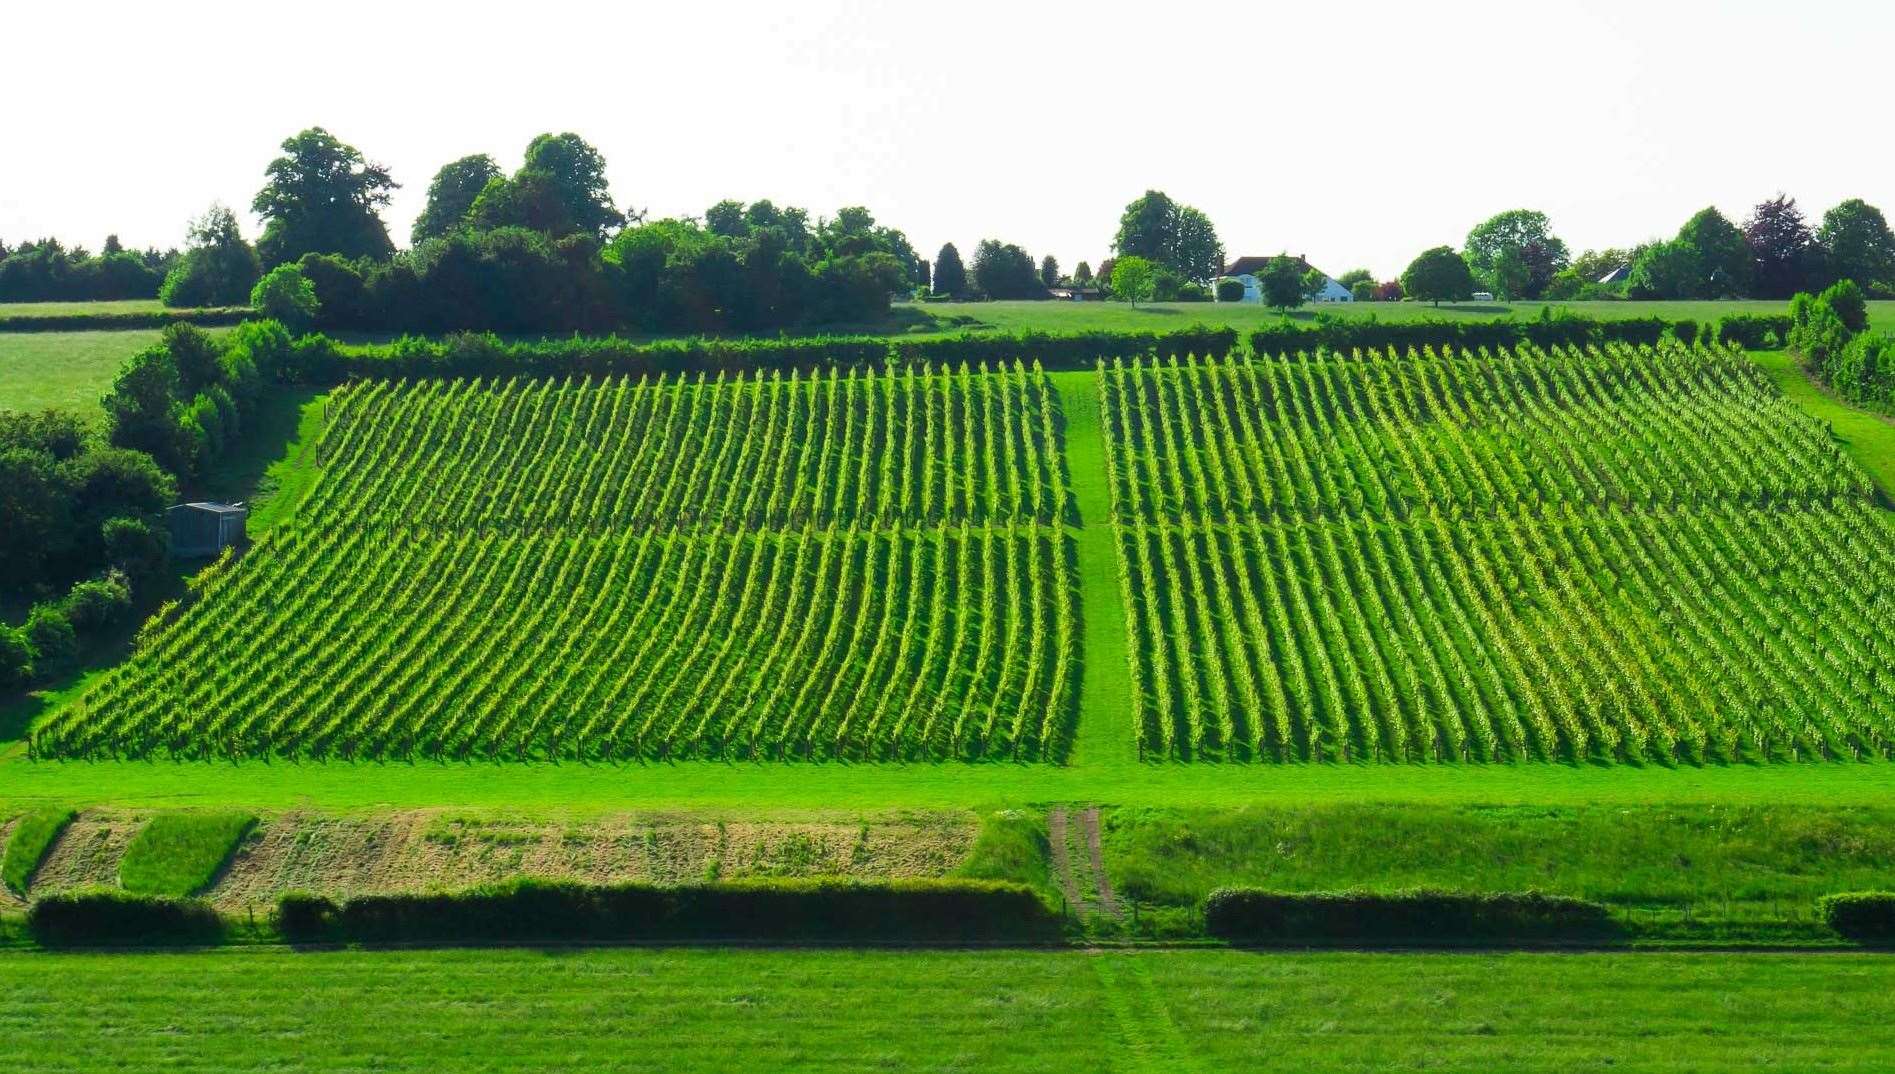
[
  {"x1": 118, "y1": 812, "x2": 256, "y2": 896},
  {"x1": 2, "y1": 808, "x2": 74, "y2": 894}
]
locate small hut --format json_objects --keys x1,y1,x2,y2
[{"x1": 166, "y1": 502, "x2": 247, "y2": 558}]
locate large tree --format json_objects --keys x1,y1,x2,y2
[
  {"x1": 933, "y1": 242, "x2": 966, "y2": 296},
  {"x1": 520, "y1": 132, "x2": 625, "y2": 239},
  {"x1": 1817, "y1": 198, "x2": 1895, "y2": 294},
  {"x1": 1744, "y1": 193, "x2": 1818, "y2": 298},
  {"x1": 1112, "y1": 190, "x2": 1225, "y2": 284},
  {"x1": 1629, "y1": 206, "x2": 1753, "y2": 299},
  {"x1": 252, "y1": 128, "x2": 398, "y2": 267},
  {"x1": 158, "y1": 204, "x2": 261, "y2": 308},
  {"x1": 971, "y1": 240, "x2": 1042, "y2": 299},
  {"x1": 1257, "y1": 255, "x2": 1317, "y2": 311},
  {"x1": 412, "y1": 154, "x2": 501, "y2": 245},
  {"x1": 1400, "y1": 246, "x2": 1475, "y2": 306},
  {"x1": 1040, "y1": 255, "x2": 1060, "y2": 288},
  {"x1": 1463, "y1": 209, "x2": 1568, "y2": 299}
]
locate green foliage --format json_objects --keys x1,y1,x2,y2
[
  {"x1": 0, "y1": 624, "x2": 33, "y2": 689},
  {"x1": 26, "y1": 888, "x2": 224, "y2": 946},
  {"x1": 1716, "y1": 312, "x2": 1795, "y2": 348},
  {"x1": 63, "y1": 569, "x2": 135, "y2": 631},
  {"x1": 1819, "y1": 892, "x2": 1895, "y2": 943},
  {"x1": 252, "y1": 127, "x2": 397, "y2": 267},
  {"x1": 1256, "y1": 254, "x2": 1314, "y2": 310},
  {"x1": 1248, "y1": 313, "x2": 1671, "y2": 356},
  {"x1": 249, "y1": 264, "x2": 319, "y2": 332},
  {"x1": 412, "y1": 154, "x2": 502, "y2": 244},
  {"x1": 23, "y1": 603, "x2": 77, "y2": 665},
  {"x1": 1108, "y1": 256, "x2": 1156, "y2": 305},
  {"x1": 1348, "y1": 279, "x2": 1375, "y2": 302},
  {"x1": 1816, "y1": 199, "x2": 1895, "y2": 295},
  {"x1": 276, "y1": 877, "x2": 1059, "y2": 944},
  {"x1": 159, "y1": 205, "x2": 261, "y2": 308},
  {"x1": 1464, "y1": 209, "x2": 1569, "y2": 299},
  {"x1": 2, "y1": 807, "x2": 74, "y2": 894},
  {"x1": 1822, "y1": 278, "x2": 1869, "y2": 332},
  {"x1": 1203, "y1": 888, "x2": 1613, "y2": 944},
  {"x1": 1039, "y1": 254, "x2": 1059, "y2": 288},
  {"x1": 1399, "y1": 245, "x2": 1474, "y2": 304},
  {"x1": 118, "y1": 811, "x2": 256, "y2": 896},
  {"x1": 1215, "y1": 277, "x2": 1245, "y2": 302},
  {"x1": 0, "y1": 238, "x2": 168, "y2": 302},
  {"x1": 1630, "y1": 206, "x2": 1753, "y2": 299},
  {"x1": 971, "y1": 240, "x2": 1043, "y2": 299},
  {"x1": 955, "y1": 809, "x2": 1053, "y2": 896},
  {"x1": 1745, "y1": 193, "x2": 1819, "y2": 298},
  {"x1": 1112, "y1": 190, "x2": 1225, "y2": 283}
]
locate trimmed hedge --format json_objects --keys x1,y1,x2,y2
[
  {"x1": 1247, "y1": 315, "x2": 1680, "y2": 357},
  {"x1": 1203, "y1": 888, "x2": 1614, "y2": 945},
  {"x1": 278, "y1": 877, "x2": 1061, "y2": 944},
  {"x1": 0, "y1": 307, "x2": 251, "y2": 332},
  {"x1": 263, "y1": 325, "x2": 1239, "y2": 384},
  {"x1": 1819, "y1": 892, "x2": 1895, "y2": 943},
  {"x1": 27, "y1": 889, "x2": 224, "y2": 946},
  {"x1": 1716, "y1": 313, "x2": 1794, "y2": 349}
]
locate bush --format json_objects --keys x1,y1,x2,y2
[
  {"x1": 1248, "y1": 315, "x2": 1672, "y2": 358},
  {"x1": 249, "y1": 264, "x2": 320, "y2": 332},
  {"x1": 1203, "y1": 888, "x2": 1614, "y2": 944},
  {"x1": 1819, "y1": 892, "x2": 1895, "y2": 944},
  {"x1": 279, "y1": 877, "x2": 1061, "y2": 945},
  {"x1": 1215, "y1": 278, "x2": 1246, "y2": 302},
  {"x1": 2, "y1": 808, "x2": 76, "y2": 894},
  {"x1": 1670, "y1": 319, "x2": 1699, "y2": 345},
  {"x1": 23, "y1": 604, "x2": 77, "y2": 665},
  {"x1": 1822, "y1": 279, "x2": 1869, "y2": 333},
  {"x1": 1716, "y1": 313, "x2": 1795, "y2": 349},
  {"x1": 101, "y1": 517, "x2": 166, "y2": 584},
  {"x1": 0, "y1": 624, "x2": 35, "y2": 689},
  {"x1": 62, "y1": 571, "x2": 134, "y2": 633},
  {"x1": 27, "y1": 889, "x2": 225, "y2": 946},
  {"x1": 118, "y1": 812, "x2": 256, "y2": 896}
]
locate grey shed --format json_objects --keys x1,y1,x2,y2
[{"x1": 166, "y1": 502, "x2": 247, "y2": 558}]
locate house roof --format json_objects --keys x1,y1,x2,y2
[{"x1": 1223, "y1": 254, "x2": 1322, "y2": 278}]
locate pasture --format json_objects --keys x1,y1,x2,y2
[
  {"x1": 2, "y1": 948, "x2": 1892, "y2": 1073},
  {"x1": 0, "y1": 329, "x2": 165, "y2": 417}
]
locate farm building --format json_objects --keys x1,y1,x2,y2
[
  {"x1": 167, "y1": 502, "x2": 247, "y2": 558},
  {"x1": 1216, "y1": 255, "x2": 1353, "y2": 303}
]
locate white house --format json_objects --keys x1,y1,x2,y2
[{"x1": 1217, "y1": 255, "x2": 1353, "y2": 303}]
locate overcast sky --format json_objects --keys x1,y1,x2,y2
[{"x1": 4, "y1": 0, "x2": 1890, "y2": 279}]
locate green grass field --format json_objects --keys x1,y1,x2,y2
[
  {"x1": 0, "y1": 299, "x2": 167, "y2": 319},
  {"x1": 0, "y1": 329, "x2": 165, "y2": 417},
  {"x1": 0, "y1": 948, "x2": 1890, "y2": 1072}
]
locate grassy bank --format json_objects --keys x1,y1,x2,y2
[{"x1": 0, "y1": 947, "x2": 1890, "y2": 1072}]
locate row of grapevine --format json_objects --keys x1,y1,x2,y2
[
  {"x1": 302, "y1": 362, "x2": 1069, "y2": 532},
  {"x1": 34, "y1": 525, "x2": 1080, "y2": 762},
  {"x1": 1102, "y1": 345, "x2": 1895, "y2": 763}
]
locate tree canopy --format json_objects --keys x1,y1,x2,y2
[
  {"x1": 468, "y1": 133, "x2": 625, "y2": 241},
  {"x1": 1400, "y1": 246, "x2": 1475, "y2": 305},
  {"x1": 1112, "y1": 190, "x2": 1226, "y2": 284},
  {"x1": 933, "y1": 242, "x2": 966, "y2": 296},
  {"x1": 1818, "y1": 199, "x2": 1895, "y2": 295},
  {"x1": 252, "y1": 128, "x2": 397, "y2": 267},
  {"x1": 412, "y1": 155, "x2": 502, "y2": 245},
  {"x1": 1463, "y1": 209, "x2": 1568, "y2": 299},
  {"x1": 1744, "y1": 194, "x2": 1818, "y2": 299},
  {"x1": 1257, "y1": 255, "x2": 1315, "y2": 311},
  {"x1": 971, "y1": 240, "x2": 1042, "y2": 299},
  {"x1": 159, "y1": 205, "x2": 261, "y2": 308},
  {"x1": 1109, "y1": 256, "x2": 1156, "y2": 305},
  {"x1": 1628, "y1": 206, "x2": 1753, "y2": 299}
]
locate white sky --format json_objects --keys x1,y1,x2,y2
[{"x1": 3, "y1": 0, "x2": 1890, "y2": 279}]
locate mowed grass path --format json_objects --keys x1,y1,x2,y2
[{"x1": 1, "y1": 948, "x2": 1891, "y2": 1073}]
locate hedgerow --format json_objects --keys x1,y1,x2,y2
[{"x1": 1202, "y1": 888, "x2": 1614, "y2": 944}]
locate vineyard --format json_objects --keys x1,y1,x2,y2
[
  {"x1": 34, "y1": 365, "x2": 1079, "y2": 762},
  {"x1": 1101, "y1": 343, "x2": 1895, "y2": 763}
]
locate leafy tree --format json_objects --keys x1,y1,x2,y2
[
  {"x1": 1040, "y1": 255, "x2": 1059, "y2": 288},
  {"x1": 1817, "y1": 199, "x2": 1895, "y2": 295},
  {"x1": 1109, "y1": 256, "x2": 1156, "y2": 306},
  {"x1": 1744, "y1": 193, "x2": 1818, "y2": 298},
  {"x1": 159, "y1": 205, "x2": 261, "y2": 308},
  {"x1": 63, "y1": 571, "x2": 133, "y2": 633},
  {"x1": 1335, "y1": 268, "x2": 1374, "y2": 290},
  {"x1": 250, "y1": 264, "x2": 320, "y2": 332},
  {"x1": 1569, "y1": 248, "x2": 1631, "y2": 283},
  {"x1": 704, "y1": 199, "x2": 748, "y2": 238},
  {"x1": 1349, "y1": 279, "x2": 1376, "y2": 302},
  {"x1": 971, "y1": 240, "x2": 1042, "y2": 299},
  {"x1": 1464, "y1": 209, "x2": 1568, "y2": 299},
  {"x1": 1821, "y1": 278, "x2": 1868, "y2": 333},
  {"x1": 469, "y1": 171, "x2": 578, "y2": 237},
  {"x1": 0, "y1": 625, "x2": 32, "y2": 690},
  {"x1": 412, "y1": 154, "x2": 501, "y2": 244},
  {"x1": 1112, "y1": 190, "x2": 1225, "y2": 283},
  {"x1": 1216, "y1": 277, "x2": 1246, "y2": 302},
  {"x1": 1073, "y1": 261, "x2": 1092, "y2": 286},
  {"x1": 1400, "y1": 246, "x2": 1475, "y2": 305},
  {"x1": 1628, "y1": 207, "x2": 1752, "y2": 299},
  {"x1": 102, "y1": 345, "x2": 192, "y2": 475},
  {"x1": 24, "y1": 605, "x2": 76, "y2": 665},
  {"x1": 520, "y1": 132, "x2": 625, "y2": 239},
  {"x1": 1257, "y1": 255, "x2": 1314, "y2": 310},
  {"x1": 102, "y1": 517, "x2": 167, "y2": 584},
  {"x1": 933, "y1": 242, "x2": 967, "y2": 296},
  {"x1": 253, "y1": 128, "x2": 397, "y2": 267}
]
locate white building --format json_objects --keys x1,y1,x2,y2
[{"x1": 1217, "y1": 255, "x2": 1353, "y2": 303}]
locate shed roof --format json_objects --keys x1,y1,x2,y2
[{"x1": 172, "y1": 501, "x2": 247, "y2": 515}]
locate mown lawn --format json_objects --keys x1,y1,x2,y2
[
  {"x1": 0, "y1": 299, "x2": 167, "y2": 319},
  {"x1": 0, "y1": 329, "x2": 165, "y2": 417},
  {"x1": 0, "y1": 948, "x2": 1889, "y2": 1073}
]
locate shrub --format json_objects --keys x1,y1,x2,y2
[
  {"x1": 1248, "y1": 315, "x2": 1671, "y2": 358},
  {"x1": 23, "y1": 604, "x2": 77, "y2": 665},
  {"x1": 3, "y1": 808, "x2": 76, "y2": 894},
  {"x1": 1819, "y1": 892, "x2": 1895, "y2": 944},
  {"x1": 63, "y1": 571, "x2": 134, "y2": 633},
  {"x1": 1716, "y1": 313, "x2": 1795, "y2": 349},
  {"x1": 280, "y1": 877, "x2": 1060, "y2": 945},
  {"x1": 1821, "y1": 279, "x2": 1869, "y2": 333},
  {"x1": 1215, "y1": 278, "x2": 1246, "y2": 302},
  {"x1": 118, "y1": 812, "x2": 256, "y2": 896},
  {"x1": 101, "y1": 517, "x2": 166, "y2": 584},
  {"x1": 0, "y1": 625, "x2": 34, "y2": 689},
  {"x1": 1670, "y1": 319, "x2": 1699, "y2": 345},
  {"x1": 27, "y1": 889, "x2": 224, "y2": 946},
  {"x1": 1203, "y1": 888, "x2": 1614, "y2": 944},
  {"x1": 249, "y1": 263, "x2": 320, "y2": 333}
]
